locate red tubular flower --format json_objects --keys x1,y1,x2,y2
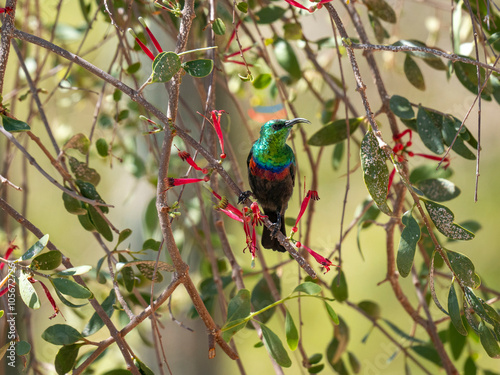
[
  {"x1": 178, "y1": 150, "x2": 208, "y2": 174},
  {"x1": 284, "y1": 0, "x2": 310, "y2": 11},
  {"x1": 0, "y1": 283, "x2": 13, "y2": 297},
  {"x1": 128, "y1": 29, "x2": 155, "y2": 61},
  {"x1": 387, "y1": 167, "x2": 397, "y2": 195},
  {"x1": 0, "y1": 7, "x2": 13, "y2": 14},
  {"x1": 29, "y1": 277, "x2": 60, "y2": 319},
  {"x1": 210, "y1": 110, "x2": 227, "y2": 159},
  {"x1": 292, "y1": 190, "x2": 320, "y2": 234},
  {"x1": 166, "y1": 176, "x2": 209, "y2": 188},
  {"x1": 251, "y1": 202, "x2": 267, "y2": 226},
  {"x1": 0, "y1": 241, "x2": 17, "y2": 270},
  {"x1": 297, "y1": 242, "x2": 335, "y2": 274},
  {"x1": 139, "y1": 17, "x2": 163, "y2": 54},
  {"x1": 210, "y1": 190, "x2": 244, "y2": 219}
]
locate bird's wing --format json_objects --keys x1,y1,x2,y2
[{"x1": 290, "y1": 158, "x2": 295, "y2": 187}]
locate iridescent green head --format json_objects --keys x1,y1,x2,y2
[{"x1": 258, "y1": 118, "x2": 311, "y2": 145}]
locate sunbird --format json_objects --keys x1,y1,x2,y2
[{"x1": 241, "y1": 118, "x2": 311, "y2": 252}]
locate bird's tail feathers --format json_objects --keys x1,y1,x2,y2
[{"x1": 261, "y1": 210, "x2": 287, "y2": 253}]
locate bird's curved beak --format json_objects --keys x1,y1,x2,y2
[{"x1": 285, "y1": 118, "x2": 311, "y2": 127}]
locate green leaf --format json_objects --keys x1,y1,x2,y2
[
  {"x1": 309, "y1": 364, "x2": 325, "y2": 373},
  {"x1": 324, "y1": 301, "x2": 339, "y2": 325},
  {"x1": 250, "y1": 273, "x2": 280, "y2": 325},
  {"x1": 252, "y1": 5, "x2": 286, "y2": 24},
  {"x1": 96, "y1": 138, "x2": 109, "y2": 157},
  {"x1": 31, "y1": 250, "x2": 62, "y2": 270},
  {"x1": 142, "y1": 239, "x2": 161, "y2": 251},
  {"x1": 348, "y1": 351, "x2": 361, "y2": 374},
  {"x1": 52, "y1": 287, "x2": 88, "y2": 308},
  {"x1": 55, "y1": 344, "x2": 82, "y2": 375},
  {"x1": 416, "y1": 106, "x2": 444, "y2": 154},
  {"x1": 134, "y1": 358, "x2": 155, "y2": 375},
  {"x1": 75, "y1": 180, "x2": 108, "y2": 213},
  {"x1": 309, "y1": 353, "x2": 323, "y2": 365},
  {"x1": 42, "y1": 324, "x2": 83, "y2": 345},
  {"x1": 69, "y1": 156, "x2": 101, "y2": 186},
  {"x1": 15, "y1": 340, "x2": 31, "y2": 356},
  {"x1": 82, "y1": 290, "x2": 116, "y2": 337},
  {"x1": 411, "y1": 345, "x2": 443, "y2": 366},
  {"x1": 20, "y1": 234, "x2": 49, "y2": 261},
  {"x1": 274, "y1": 38, "x2": 301, "y2": 80},
  {"x1": 78, "y1": 209, "x2": 96, "y2": 232},
  {"x1": 404, "y1": 55, "x2": 425, "y2": 90},
  {"x1": 397, "y1": 209, "x2": 420, "y2": 277},
  {"x1": 331, "y1": 141, "x2": 344, "y2": 170},
  {"x1": 52, "y1": 278, "x2": 93, "y2": 299},
  {"x1": 63, "y1": 133, "x2": 90, "y2": 155},
  {"x1": 17, "y1": 270, "x2": 40, "y2": 309},
  {"x1": 151, "y1": 51, "x2": 181, "y2": 83},
  {"x1": 358, "y1": 300, "x2": 381, "y2": 319},
  {"x1": 383, "y1": 319, "x2": 426, "y2": 344},
  {"x1": 126, "y1": 61, "x2": 141, "y2": 74},
  {"x1": 463, "y1": 356, "x2": 476, "y2": 375},
  {"x1": 62, "y1": 192, "x2": 87, "y2": 215},
  {"x1": 389, "y1": 95, "x2": 415, "y2": 119},
  {"x1": 118, "y1": 260, "x2": 173, "y2": 277},
  {"x1": 360, "y1": 129, "x2": 392, "y2": 214},
  {"x1": 448, "y1": 320, "x2": 467, "y2": 360},
  {"x1": 253, "y1": 73, "x2": 273, "y2": 89},
  {"x1": 417, "y1": 178, "x2": 461, "y2": 202},
  {"x1": 293, "y1": 281, "x2": 321, "y2": 295},
  {"x1": 56, "y1": 265, "x2": 92, "y2": 276},
  {"x1": 330, "y1": 271, "x2": 348, "y2": 302},
  {"x1": 283, "y1": 23, "x2": 303, "y2": 40},
  {"x1": 116, "y1": 228, "x2": 132, "y2": 248},
  {"x1": 118, "y1": 254, "x2": 135, "y2": 292},
  {"x1": 260, "y1": 323, "x2": 292, "y2": 367},
  {"x1": 369, "y1": 13, "x2": 389, "y2": 43},
  {"x1": 409, "y1": 164, "x2": 453, "y2": 184},
  {"x1": 88, "y1": 206, "x2": 113, "y2": 242},
  {"x1": 182, "y1": 59, "x2": 213, "y2": 78},
  {"x1": 447, "y1": 250, "x2": 480, "y2": 289},
  {"x1": 362, "y1": 0, "x2": 396, "y2": 23},
  {"x1": 2, "y1": 115, "x2": 30, "y2": 132},
  {"x1": 117, "y1": 109, "x2": 129, "y2": 122},
  {"x1": 308, "y1": 118, "x2": 363, "y2": 146},
  {"x1": 424, "y1": 200, "x2": 475, "y2": 241},
  {"x1": 285, "y1": 308, "x2": 299, "y2": 351},
  {"x1": 222, "y1": 289, "x2": 251, "y2": 341},
  {"x1": 478, "y1": 321, "x2": 500, "y2": 358},
  {"x1": 453, "y1": 60, "x2": 492, "y2": 100},
  {"x1": 448, "y1": 283, "x2": 468, "y2": 336},
  {"x1": 212, "y1": 18, "x2": 226, "y2": 35},
  {"x1": 441, "y1": 117, "x2": 476, "y2": 160},
  {"x1": 237, "y1": 2, "x2": 248, "y2": 13}
]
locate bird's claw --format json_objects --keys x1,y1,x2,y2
[
  {"x1": 270, "y1": 223, "x2": 280, "y2": 238},
  {"x1": 238, "y1": 190, "x2": 253, "y2": 204}
]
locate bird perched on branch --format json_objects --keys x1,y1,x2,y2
[{"x1": 240, "y1": 118, "x2": 311, "y2": 252}]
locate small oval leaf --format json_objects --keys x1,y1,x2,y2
[
  {"x1": 274, "y1": 38, "x2": 301, "y2": 80},
  {"x1": 308, "y1": 118, "x2": 363, "y2": 146},
  {"x1": 330, "y1": 271, "x2": 348, "y2": 302},
  {"x1": 389, "y1": 95, "x2": 415, "y2": 119},
  {"x1": 42, "y1": 324, "x2": 83, "y2": 345},
  {"x1": 260, "y1": 323, "x2": 292, "y2": 367},
  {"x1": 52, "y1": 278, "x2": 93, "y2": 299},
  {"x1": 397, "y1": 209, "x2": 421, "y2": 277},
  {"x1": 404, "y1": 55, "x2": 425, "y2": 90},
  {"x1": 360, "y1": 130, "x2": 392, "y2": 214},
  {"x1": 31, "y1": 251, "x2": 63, "y2": 271},
  {"x1": 448, "y1": 283, "x2": 467, "y2": 336},
  {"x1": 182, "y1": 59, "x2": 214, "y2": 78},
  {"x1": 446, "y1": 250, "x2": 480, "y2": 288},
  {"x1": 424, "y1": 200, "x2": 475, "y2": 241},
  {"x1": 417, "y1": 178, "x2": 461, "y2": 202},
  {"x1": 151, "y1": 51, "x2": 181, "y2": 83},
  {"x1": 416, "y1": 106, "x2": 444, "y2": 154},
  {"x1": 285, "y1": 309, "x2": 299, "y2": 351}
]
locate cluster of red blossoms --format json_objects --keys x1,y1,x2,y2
[
  {"x1": 388, "y1": 129, "x2": 450, "y2": 193},
  {"x1": 0, "y1": 240, "x2": 61, "y2": 319}
]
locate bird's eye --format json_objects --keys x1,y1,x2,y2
[{"x1": 272, "y1": 121, "x2": 284, "y2": 130}]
